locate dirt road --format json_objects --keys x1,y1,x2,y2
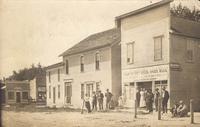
[{"x1": 2, "y1": 110, "x2": 200, "y2": 127}]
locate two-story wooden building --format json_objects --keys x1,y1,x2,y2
[
  {"x1": 46, "y1": 28, "x2": 121, "y2": 108},
  {"x1": 116, "y1": 0, "x2": 200, "y2": 110}
]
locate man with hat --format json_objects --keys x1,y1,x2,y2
[
  {"x1": 162, "y1": 86, "x2": 169, "y2": 113},
  {"x1": 154, "y1": 88, "x2": 160, "y2": 112},
  {"x1": 177, "y1": 100, "x2": 188, "y2": 117}
]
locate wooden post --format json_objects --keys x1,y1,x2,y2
[
  {"x1": 134, "y1": 99, "x2": 137, "y2": 118},
  {"x1": 190, "y1": 99, "x2": 194, "y2": 124},
  {"x1": 158, "y1": 97, "x2": 161, "y2": 120}
]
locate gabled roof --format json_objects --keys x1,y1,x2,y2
[
  {"x1": 171, "y1": 16, "x2": 200, "y2": 39},
  {"x1": 59, "y1": 28, "x2": 120, "y2": 57},
  {"x1": 45, "y1": 62, "x2": 64, "y2": 70},
  {"x1": 115, "y1": 0, "x2": 173, "y2": 21}
]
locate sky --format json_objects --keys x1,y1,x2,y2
[{"x1": 0, "y1": 0, "x2": 199, "y2": 79}]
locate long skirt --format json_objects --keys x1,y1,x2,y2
[{"x1": 85, "y1": 101, "x2": 91, "y2": 113}]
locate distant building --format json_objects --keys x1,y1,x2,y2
[
  {"x1": 46, "y1": 28, "x2": 121, "y2": 108},
  {"x1": 45, "y1": 62, "x2": 64, "y2": 107},
  {"x1": 4, "y1": 81, "x2": 30, "y2": 104},
  {"x1": 116, "y1": 0, "x2": 200, "y2": 110},
  {"x1": 30, "y1": 72, "x2": 46, "y2": 105}
]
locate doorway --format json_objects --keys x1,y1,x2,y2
[
  {"x1": 16, "y1": 92, "x2": 21, "y2": 103},
  {"x1": 65, "y1": 82, "x2": 72, "y2": 104}
]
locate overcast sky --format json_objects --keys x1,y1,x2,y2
[{"x1": 0, "y1": 0, "x2": 199, "y2": 79}]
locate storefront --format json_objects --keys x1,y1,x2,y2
[{"x1": 122, "y1": 65, "x2": 169, "y2": 107}]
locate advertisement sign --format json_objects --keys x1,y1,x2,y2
[{"x1": 122, "y1": 65, "x2": 169, "y2": 82}]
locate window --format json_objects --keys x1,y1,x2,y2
[
  {"x1": 95, "y1": 53, "x2": 100, "y2": 70},
  {"x1": 86, "y1": 84, "x2": 93, "y2": 97},
  {"x1": 65, "y1": 82, "x2": 72, "y2": 104},
  {"x1": 186, "y1": 39, "x2": 194, "y2": 62},
  {"x1": 48, "y1": 72, "x2": 51, "y2": 83},
  {"x1": 58, "y1": 85, "x2": 60, "y2": 98},
  {"x1": 81, "y1": 84, "x2": 84, "y2": 99},
  {"x1": 127, "y1": 42, "x2": 134, "y2": 64},
  {"x1": 8, "y1": 92, "x2": 14, "y2": 100},
  {"x1": 96, "y1": 82, "x2": 100, "y2": 92},
  {"x1": 58, "y1": 69, "x2": 60, "y2": 82},
  {"x1": 154, "y1": 36, "x2": 163, "y2": 61},
  {"x1": 49, "y1": 86, "x2": 51, "y2": 99},
  {"x1": 22, "y1": 92, "x2": 28, "y2": 99},
  {"x1": 66, "y1": 60, "x2": 69, "y2": 74},
  {"x1": 80, "y1": 56, "x2": 84, "y2": 72}
]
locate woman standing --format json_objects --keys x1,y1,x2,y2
[
  {"x1": 139, "y1": 88, "x2": 146, "y2": 108},
  {"x1": 84, "y1": 94, "x2": 91, "y2": 113}
]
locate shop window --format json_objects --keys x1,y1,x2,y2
[
  {"x1": 80, "y1": 56, "x2": 84, "y2": 72},
  {"x1": 86, "y1": 84, "x2": 93, "y2": 97},
  {"x1": 96, "y1": 82, "x2": 100, "y2": 92},
  {"x1": 81, "y1": 84, "x2": 84, "y2": 99},
  {"x1": 95, "y1": 53, "x2": 100, "y2": 70},
  {"x1": 8, "y1": 92, "x2": 14, "y2": 100},
  {"x1": 154, "y1": 36, "x2": 163, "y2": 61},
  {"x1": 127, "y1": 42, "x2": 134, "y2": 64},
  {"x1": 58, "y1": 85, "x2": 60, "y2": 99},
  {"x1": 186, "y1": 39, "x2": 194, "y2": 62},
  {"x1": 22, "y1": 92, "x2": 28, "y2": 100},
  {"x1": 58, "y1": 69, "x2": 60, "y2": 82},
  {"x1": 66, "y1": 60, "x2": 69, "y2": 74}
]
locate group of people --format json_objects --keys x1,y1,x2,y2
[
  {"x1": 84, "y1": 89, "x2": 113, "y2": 113},
  {"x1": 136, "y1": 87, "x2": 169, "y2": 114}
]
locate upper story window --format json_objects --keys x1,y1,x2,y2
[
  {"x1": 58, "y1": 85, "x2": 60, "y2": 99},
  {"x1": 154, "y1": 36, "x2": 163, "y2": 61},
  {"x1": 48, "y1": 71, "x2": 51, "y2": 83},
  {"x1": 186, "y1": 39, "x2": 194, "y2": 62},
  {"x1": 49, "y1": 86, "x2": 51, "y2": 99},
  {"x1": 58, "y1": 69, "x2": 60, "y2": 82},
  {"x1": 80, "y1": 56, "x2": 84, "y2": 72},
  {"x1": 66, "y1": 60, "x2": 69, "y2": 74},
  {"x1": 95, "y1": 53, "x2": 100, "y2": 70},
  {"x1": 127, "y1": 42, "x2": 134, "y2": 64}
]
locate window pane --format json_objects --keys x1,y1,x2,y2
[
  {"x1": 154, "y1": 37, "x2": 162, "y2": 60},
  {"x1": 66, "y1": 60, "x2": 69, "y2": 74},
  {"x1": 95, "y1": 53, "x2": 100, "y2": 70},
  {"x1": 49, "y1": 86, "x2": 51, "y2": 98},
  {"x1": 58, "y1": 85, "x2": 60, "y2": 98},
  {"x1": 81, "y1": 84, "x2": 84, "y2": 99}
]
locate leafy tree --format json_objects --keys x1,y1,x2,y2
[{"x1": 171, "y1": 3, "x2": 200, "y2": 22}]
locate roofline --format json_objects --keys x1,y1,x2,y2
[
  {"x1": 115, "y1": 0, "x2": 173, "y2": 21},
  {"x1": 61, "y1": 43, "x2": 115, "y2": 57},
  {"x1": 170, "y1": 32, "x2": 200, "y2": 40},
  {"x1": 45, "y1": 62, "x2": 64, "y2": 70},
  {"x1": 5, "y1": 80, "x2": 30, "y2": 84}
]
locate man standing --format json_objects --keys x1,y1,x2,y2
[
  {"x1": 136, "y1": 89, "x2": 141, "y2": 107},
  {"x1": 162, "y1": 87, "x2": 169, "y2": 113},
  {"x1": 154, "y1": 88, "x2": 160, "y2": 111},
  {"x1": 97, "y1": 90, "x2": 104, "y2": 110},
  {"x1": 105, "y1": 89, "x2": 113, "y2": 110},
  {"x1": 92, "y1": 91, "x2": 97, "y2": 111},
  {"x1": 145, "y1": 90, "x2": 154, "y2": 113}
]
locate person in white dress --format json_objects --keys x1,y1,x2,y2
[{"x1": 140, "y1": 88, "x2": 146, "y2": 108}]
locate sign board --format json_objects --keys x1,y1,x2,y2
[{"x1": 122, "y1": 65, "x2": 169, "y2": 82}]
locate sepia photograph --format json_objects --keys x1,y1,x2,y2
[{"x1": 0, "y1": 0, "x2": 200, "y2": 126}]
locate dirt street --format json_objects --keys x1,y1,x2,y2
[{"x1": 2, "y1": 110, "x2": 200, "y2": 127}]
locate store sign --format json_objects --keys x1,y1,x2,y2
[
  {"x1": 170, "y1": 63, "x2": 182, "y2": 71},
  {"x1": 122, "y1": 65, "x2": 169, "y2": 82}
]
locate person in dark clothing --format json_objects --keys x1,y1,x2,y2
[
  {"x1": 105, "y1": 89, "x2": 113, "y2": 110},
  {"x1": 162, "y1": 87, "x2": 169, "y2": 113},
  {"x1": 97, "y1": 90, "x2": 104, "y2": 110},
  {"x1": 84, "y1": 94, "x2": 91, "y2": 113},
  {"x1": 146, "y1": 90, "x2": 154, "y2": 113},
  {"x1": 136, "y1": 89, "x2": 141, "y2": 107},
  {"x1": 92, "y1": 91, "x2": 97, "y2": 111},
  {"x1": 154, "y1": 88, "x2": 160, "y2": 112}
]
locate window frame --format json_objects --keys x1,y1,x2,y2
[
  {"x1": 126, "y1": 42, "x2": 134, "y2": 64},
  {"x1": 95, "y1": 52, "x2": 100, "y2": 70},
  {"x1": 49, "y1": 85, "x2": 51, "y2": 99},
  {"x1": 65, "y1": 59, "x2": 69, "y2": 74},
  {"x1": 80, "y1": 55, "x2": 84, "y2": 72},
  {"x1": 186, "y1": 39, "x2": 194, "y2": 62},
  {"x1": 7, "y1": 91, "x2": 15, "y2": 100},
  {"x1": 58, "y1": 85, "x2": 60, "y2": 99},
  {"x1": 154, "y1": 35, "x2": 163, "y2": 61},
  {"x1": 22, "y1": 91, "x2": 29, "y2": 100}
]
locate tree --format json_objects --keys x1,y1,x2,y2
[{"x1": 170, "y1": 3, "x2": 200, "y2": 22}]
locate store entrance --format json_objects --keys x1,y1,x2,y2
[{"x1": 137, "y1": 81, "x2": 152, "y2": 92}]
